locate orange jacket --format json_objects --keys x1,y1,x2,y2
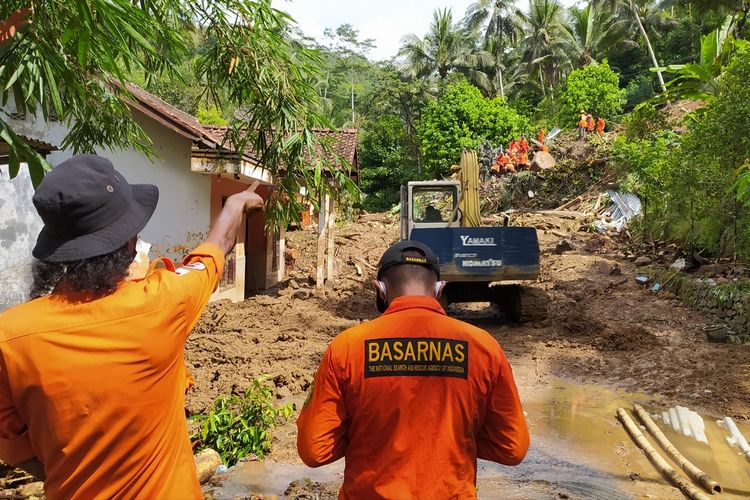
[
  {"x1": 587, "y1": 116, "x2": 595, "y2": 131},
  {"x1": 297, "y1": 296, "x2": 529, "y2": 499},
  {"x1": 0, "y1": 244, "x2": 224, "y2": 499},
  {"x1": 596, "y1": 118, "x2": 605, "y2": 134}
]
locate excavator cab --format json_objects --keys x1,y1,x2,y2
[{"x1": 400, "y1": 181, "x2": 462, "y2": 240}]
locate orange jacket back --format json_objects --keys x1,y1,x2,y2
[{"x1": 297, "y1": 296, "x2": 529, "y2": 499}]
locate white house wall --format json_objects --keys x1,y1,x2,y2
[{"x1": 1, "y1": 109, "x2": 211, "y2": 311}]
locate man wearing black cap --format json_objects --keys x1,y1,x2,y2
[
  {"x1": 297, "y1": 240, "x2": 529, "y2": 499},
  {"x1": 0, "y1": 154, "x2": 263, "y2": 498}
]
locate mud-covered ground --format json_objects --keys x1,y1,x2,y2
[{"x1": 186, "y1": 212, "x2": 750, "y2": 422}]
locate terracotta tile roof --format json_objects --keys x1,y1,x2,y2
[
  {"x1": 200, "y1": 125, "x2": 358, "y2": 171},
  {"x1": 123, "y1": 85, "x2": 357, "y2": 173},
  {"x1": 124, "y1": 84, "x2": 221, "y2": 149}
]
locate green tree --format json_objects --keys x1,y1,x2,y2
[
  {"x1": 417, "y1": 79, "x2": 529, "y2": 177},
  {"x1": 399, "y1": 8, "x2": 490, "y2": 81},
  {"x1": 463, "y1": 0, "x2": 523, "y2": 97},
  {"x1": 518, "y1": 0, "x2": 572, "y2": 99},
  {"x1": 565, "y1": 2, "x2": 635, "y2": 67},
  {"x1": 0, "y1": 1, "x2": 355, "y2": 226},
  {"x1": 559, "y1": 60, "x2": 626, "y2": 124},
  {"x1": 359, "y1": 116, "x2": 419, "y2": 211}
]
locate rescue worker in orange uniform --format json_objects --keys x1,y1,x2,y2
[
  {"x1": 538, "y1": 128, "x2": 546, "y2": 144},
  {"x1": 596, "y1": 116, "x2": 606, "y2": 137},
  {"x1": 586, "y1": 114, "x2": 595, "y2": 134},
  {"x1": 0, "y1": 155, "x2": 264, "y2": 499},
  {"x1": 578, "y1": 111, "x2": 588, "y2": 139},
  {"x1": 297, "y1": 241, "x2": 529, "y2": 499},
  {"x1": 518, "y1": 134, "x2": 530, "y2": 170}
]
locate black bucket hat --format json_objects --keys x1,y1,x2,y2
[
  {"x1": 32, "y1": 154, "x2": 159, "y2": 262},
  {"x1": 375, "y1": 240, "x2": 441, "y2": 312}
]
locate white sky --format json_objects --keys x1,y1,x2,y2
[{"x1": 273, "y1": 0, "x2": 578, "y2": 61}]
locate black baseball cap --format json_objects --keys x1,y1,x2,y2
[
  {"x1": 377, "y1": 240, "x2": 441, "y2": 280},
  {"x1": 375, "y1": 240, "x2": 441, "y2": 313},
  {"x1": 32, "y1": 154, "x2": 159, "y2": 262}
]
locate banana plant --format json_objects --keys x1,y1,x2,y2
[{"x1": 653, "y1": 16, "x2": 736, "y2": 101}]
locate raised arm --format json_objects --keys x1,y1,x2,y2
[{"x1": 205, "y1": 181, "x2": 264, "y2": 255}]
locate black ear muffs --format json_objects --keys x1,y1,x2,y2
[{"x1": 375, "y1": 281, "x2": 388, "y2": 313}]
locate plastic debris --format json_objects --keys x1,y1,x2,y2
[
  {"x1": 660, "y1": 406, "x2": 708, "y2": 444},
  {"x1": 670, "y1": 258, "x2": 687, "y2": 271},
  {"x1": 594, "y1": 190, "x2": 642, "y2": 234},
  {"x1": 215, "y1": 464, "x2": 229, "y2": 474},
  {"x1": 718, "y1": 417, "x2": 750, "y2": 459},
  {"x1": 651, "y1": 283, "x2": 661, "y2": 292},
  {"x1": 635, "y1": 275, "x2": 649, "y2": 285}
]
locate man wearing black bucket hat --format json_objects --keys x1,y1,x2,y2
[
  {"x1": 297, "y1": 240, "x2": 529, "y2": 499},
  {"x1": 0, "y1": 154, "x2": 263, "y2": 499}
]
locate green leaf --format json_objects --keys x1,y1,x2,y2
[{"x1": 77, "y1": 29, "x2": 91, "y2": 68}]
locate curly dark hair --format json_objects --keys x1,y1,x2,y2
[{"x1": 31, "y1": 244, "x2": 136, "y2": 300}]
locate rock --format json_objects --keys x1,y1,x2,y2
[
  {"x1": 670, "y1": 258, "x2": 687, "y2": 272},
  {"x1": 195, "y1": 448, "x2": 222, "y2": 484},
  {"x1": 276, "y1": 386, "x2": 292, "y2": 400},
  {"x1": 698, "y1": 264, "x2": 729, "y2": 277},
  {"x1": 292, "y1": 290, "x2": 310, "y2": 300},
  {"x1": 288, "y1": 279, "x2": 300, "y2": 290},
  {"x1": 17, "y1": 482, "x2": 44, "y2": 498},
  {"x1": 530, "y1": 151, "x2": 556, "y2": 171},
  {"x1": 554, "y1": 239, "x2": 575, "y2": 254},
  {"x1": 597, "y1": 260, "x2": 622, "y2": 276},
  {"x1": 634, "y1": 256, "x2": 652, "y2": 266}
]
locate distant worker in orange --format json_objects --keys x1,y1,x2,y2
[
  {"x1": 297, "y1": 241, "x2": 529, "y2": 499},
  {"x1": 578, "y1": 111, "x2": 588, "y2": 139},
  {"x1": 0, "y1": 155, "x2": 264, "y2": 499},
  {"x1": 538, "y1": 128, "x2": 545, "y2": 144},
  {"x1": 501, "y1": 152, "x2": 516, "y2": 174},
  {"x1": 596, "y1": 116, "x2": 606, "y2": 137},
  {"x1": 586, "y1": 114, "x2": 595, "y2": 134},
  {"x1": 519, "y1": 134, "x2": 529, "y2": 154}
]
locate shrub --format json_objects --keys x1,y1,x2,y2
[
  {"x1": 559, "y1": 60, "x2": 626, "y2": 126},
  {"x1": 622, "y1": 103, "x2": 669, "y2": 142},
  {"x1": 417, "y1": 79, "x2": 529, "y2": 178},
  {"x1": 191, "y1": 379, "x2": 293, "y2": 466}
]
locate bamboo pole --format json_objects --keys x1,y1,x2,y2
[
  {"x1": 316, "y1": 193, "x2": 327, "y2": 290},
  {"x1": 633, "y1": 405, "x2": 721, "y2": 494},
  {"x1": 616, "y1": 408, "x2": 710, "y2": 500},
  {"x1": 326, "y1": 195, "x2": 336, "y2": 282}
]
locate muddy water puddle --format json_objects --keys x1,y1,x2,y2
[{"x1": 210, "y1": 380, "x2": 750, "y2": 499}]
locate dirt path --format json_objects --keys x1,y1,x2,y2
[
  {"x1": 189, "y1": 212, "x2": 750, "y2": 498},
  {"x1": 187, "y1": 213, "x2": 750, "y2": 420}
]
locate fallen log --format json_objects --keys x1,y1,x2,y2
[
  {"x1": 616, "y1": 408, "x2": 710, "y2": 500},
  {"x1": 633, "y1": 404, "x2": 721, "y2": 494}
]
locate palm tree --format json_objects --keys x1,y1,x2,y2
[
  {"x1": 518, "y1": 0, "x2": 572, "y2": 98},
  {"x1": 464, "y1": 0, "x2": 524, "y2": 97},
  {"x1": 565, "y1": 2, "x2": 635, "y2": 66},
  {"x1": 399, "y1": 8, "x2": 478, "y2": 80},
  {"x1": 593, "y1": 0, "x2": 672, "y2": 91}
]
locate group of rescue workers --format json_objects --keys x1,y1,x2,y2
[
  {"x1": 0, "y1": 154, "x2": 529, "y2": 499},
  {"x1": 491, "y1": 129, "x2": 549, "y2": 176},
  {"x1": 578, "y1": 110, "x2": 606, "y2": 139}
]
